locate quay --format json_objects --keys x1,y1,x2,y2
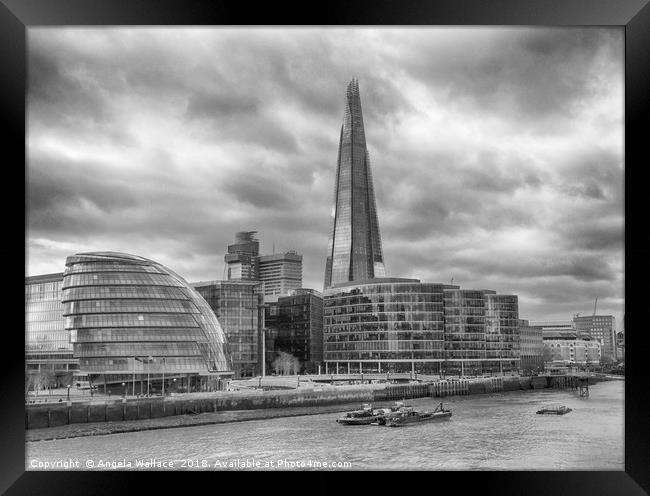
[{"x1": 25, "y1": 372, "x2": 622, "y2": 439}]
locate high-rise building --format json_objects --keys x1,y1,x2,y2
[
  {"x1": 573, "y1": 315, "x2": 617, "y2": 362},
  {"x1": 62, "y1": 252, "x2": 232, "y2": 393},
  {"x1": 192, "y1": 280, "x2": 265, "y2": 378},
  {"x1": 224, "y1": 231, "x2": 303, "y2": 302},
  {"x1": 257, "y1": 251, "x2": 302, "y2": 302},
  {"x1": 224, "y1": 231, "x2": 259, "y2": 281},
  {"x1": 25, "y1": 273, "x2": 79, "y2": 384},
  {"x1": 324, "y1": 78, "x2": 385, "y2": 289}
]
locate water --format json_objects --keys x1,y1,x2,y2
[{"x1": 26, "y1": 380, "x2": 624, "y2": 470}]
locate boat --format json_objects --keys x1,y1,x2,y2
[
  {"x1": 536, "y1": 405, "x2": 572, "y2": 415},
  {"x1": 336, "y1": 404, "x2": 383, "y2": 425},
  {"x1": 381, "y1": 402, "x2": 453, "y2": 427}
]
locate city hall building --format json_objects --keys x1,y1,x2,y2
[{"x1": 62, "y1": 252, "x2": 233, "y2": 393}]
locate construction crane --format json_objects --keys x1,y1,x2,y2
[{"x1": 593, "y1": 297, "x2": 598, "y2": 317}]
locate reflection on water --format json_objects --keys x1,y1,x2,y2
[{"x1": 27, "y1": 380, "x2": 624, "y2": 470}]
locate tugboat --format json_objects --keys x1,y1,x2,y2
[
  {"x1": 336, "y1": 404, "x2": 382, "y2": 425},
  {"x1": 381, "y1": 402, "x2": 453, "y2": 427},
  {"x1": 536, "y1": 405, "x2": 572, "y2": 415}
]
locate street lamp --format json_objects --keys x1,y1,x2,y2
[
  {"x1": 121, "y1": 382, "x2": 126, "y2": 398},
  {"x1": 162, "y1": 357, "x2": 165, "y2": 396},
  {"x1": 147, "y1": 355, "x2": 153, "y2": 396}
]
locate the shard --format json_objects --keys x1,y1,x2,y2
[{"x1": 324, "y1": 78, "x2": 386, "y2": 289}]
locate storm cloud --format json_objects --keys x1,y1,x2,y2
[{"x1": 26, "y1": 27, "x2": 624, "y2": 329}]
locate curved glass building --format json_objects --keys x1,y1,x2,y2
[
  {"x1": 62, "y1": 252, "x2": 232, "y2": 393},
  {"x1": 324, "y1": 278, "x2": 455, "y2": 374},
  {"x1": 324, "y1": 279, "x2": 520, "y2": 376}
]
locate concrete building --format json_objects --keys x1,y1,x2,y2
[
  {"x1": 62, "y1": 252, "x2": 232, "y2": 394},
  {"x1": 257, "y1": 251, "x2": 303, "y2": 302},
  {"x1": 573, "y1": 315, "x2": 617, "y2": 362},
  {"x1": 528, "y1": 320, "x2": 574, "y2": 332},
  {"x1": 263, "y1": 289, "x2": 323, "y2": 374},
  {"x1": 542, "y1": 331, "x2": 601, "y2": 367},
  {"x1": 192, "y1": 280, "x2": 265, "y2": 378},
  {"x1": 518, "y1": 319, "x2": 544, "y2": 373},
  {"x1": 25, "y1": 272, "x2": 80, "y2": 385},
  {"x1": 224, "y1": 231, "x2": 303, "y2": 303}
]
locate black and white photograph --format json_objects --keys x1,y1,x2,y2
[{"x1": 24, "y1": 25, "x2": 625, "y2": 471}]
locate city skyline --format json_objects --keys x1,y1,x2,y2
[{"x1": 26, "y1": 27, "x2": 624, "y2": 329}]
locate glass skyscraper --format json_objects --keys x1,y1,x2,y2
[{"x1": 324, "y1": 78, "x2": 385, "y2": 289}]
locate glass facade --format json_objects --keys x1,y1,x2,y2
[
  {"x1": 25, "y1": 273, "x2": 79, "y2": 377},
  {"x1": 62, "y1": 252, "x2": 232, "y2": 391},
  {"x1": 264, "y1": 289, "x2": 323, "y2": 374},
  {"x1": 324, "y1": 78, "x2": 385, "y2": 289},
  {"x1": 519, "y1": 320, "x2": 544, "y2": 373},
  {"x1": 192, "y1": 280, "x2": 264, "y2": 378},
  {"x1": 324, "y1": 279, "x2": 521, "y2": 375},
  {"x1": 324, "y1": 279, "x2": 451, "y2": 374}
]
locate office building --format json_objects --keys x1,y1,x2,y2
[
  {"x1": 224, "y1": 231, "x2": 259, "y2": 281},
  {"x1": 573, "y1": 315, "x2": 617, "y2": 362},
  {"x1": 257, "y1": 251, "x2": 302, "y2": 302},
  {"x1": 324, "y1": 78, "x2": 386, "y2": 289},
  {"x1": 518, "y1": 319, "x2": 544, "y2": 373},
  {"x1": 25, "y1": 272, "x2": 79, "y2": 385},
  {"x1": 443, "y1": 289, "x2": 520, "y2": 375},
  {"x1": 263, "y1": 288, "x2": 323, "y2": 374},
  {"x1": 323, "y1": 277, "x2": 521, "y2": 375},
  {"x1": 62, "y1": 252, "x2": 232, "y2": 393},
  {"x1": 224, "y1": 232, "x2": 303, "y2": 302},
  {"x1": 192, "y1": 280, "x2": 265, "y2": 378}
]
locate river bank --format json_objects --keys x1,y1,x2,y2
[
  {"x1": 26, "y1": 375, "x2": 621, "y2": 441},
  {"x1": 26, "y1": 402, "x2": 366, "y2": 442}
]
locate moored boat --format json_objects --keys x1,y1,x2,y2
[
  {"x1": 336, "y1": 404, "x2": 382, "y2": 425},
  {"x1": 383, "y1": 402, "x2": 452, "y2": 427},
  {"x1": 536, "y1": 405, "x2": 572, "y2": 415}
]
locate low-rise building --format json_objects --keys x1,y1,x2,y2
[{"x1": 542, "y1": 330, "x2": 601, "y2": 367}]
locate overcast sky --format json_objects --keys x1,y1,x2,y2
[{"x1": 27, "y1": 27, "x2": 624, "y2": 329}]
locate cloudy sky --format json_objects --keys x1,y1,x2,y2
[{"x1": 27, "y1": 27, "x2": 624, "y2": 329}]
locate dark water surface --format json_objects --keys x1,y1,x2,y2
[{"x1": 27, "y1": 380, "x2": 624, "y2": 470}]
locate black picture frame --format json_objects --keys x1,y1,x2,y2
[{"x1": 2, "y1": 0, "x2": 648, "y2": 494}]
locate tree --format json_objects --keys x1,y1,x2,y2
[{"x1": 272, "y1": 351, "x2": 301, "y2": 375}]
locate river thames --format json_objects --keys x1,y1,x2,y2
[{"x1": 26, "y1": 379, "x2": 624, "y2": 471}]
